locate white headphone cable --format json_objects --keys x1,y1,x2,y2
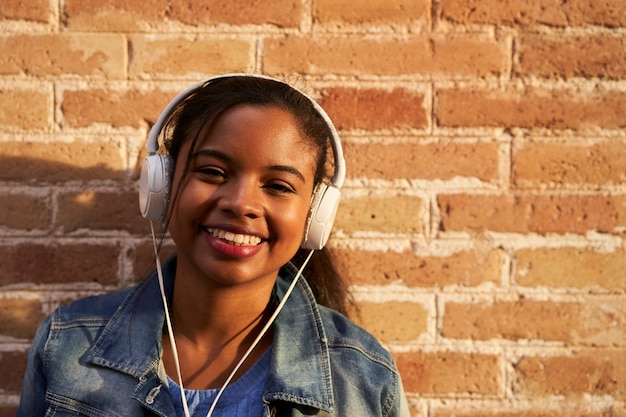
[
  {"x1": 151, "y1": 221, "x2": 192, "y2": 417},
  {"x1": 150, "y1": 221, "x2": 315, "y2": 417}
]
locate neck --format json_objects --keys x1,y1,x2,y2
[
  {"x1": 161, "y1": 261, "x2": 277, "y2": 389},
  {"x1": 174, "y1": 268, "x2": 275, "y2": 338}
]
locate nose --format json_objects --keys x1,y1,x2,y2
[{"x1": 216, "y1": 178, "x2": 263, "y2": 219}]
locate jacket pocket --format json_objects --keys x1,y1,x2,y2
[{"x1": 45, "y1": 392, "x2": 119, "y2": 417}]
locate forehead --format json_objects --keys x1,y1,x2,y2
[{"x1": 187, "y1": 104, "x2": 318, "y2": 173}]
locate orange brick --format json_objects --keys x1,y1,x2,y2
[
  {"x1": 128, "y1": 36, "x2": 253, "y2": 78},
  {"x1": 0, "y1": 141, "x2": 125, "y2": 182},
  {"x1": 313, "y1": 0, "x2": 429, "y2": 26},
  {"x1": 63, "y1": 0, "x2": 302, "y2": 31},
  {"x1": 514, "y1": 349, "x2": 626, "y2": 397},
  {"x1": 515, "y1": 247, "x2": 626, "y2": 291},
  {"x1": 0, "y1": 88, "x2": 50, "y2": 129},
  {"x1": 56, "y1": 191, "x2": 147, "y2": 235},
  {"x1": 0, "y1": 192, "x2": 50, "y2": 230},
  {"x1": 513, "y1": 140, "x2": 626, "y2": 187},
  {"x1": 443, "y1": 299, "x2": 626, "y2": 345},
  {"x1": 0, "y1": 34, "x2": 125, "y2": 77},
  {"x1": 517, "y1": 34, "x2": 626, "y2": 79},
  {"x1": 437, "y1": 87, "x2": 626, "y2": 130},
  {"x1": 0, "y1": 243, "x2": 120, "y2": 285},
  {"x1": 331, "y1": 247, "x2": 502, "y2": 287},
  {"x1": 438, "y1": 0, "x2": 626, "y2": 28},
  {"x1": 318, "y1": 87, "x2": 428, "y2": 131},
  {"x1": 334, "y1": 195, "x2": 424, "y2": 234},
  {"x1": 0, "y1": 0, "x2": 49, "y2": 22},
  {"x1": 62, "y1": 87, "x2": 174, "y2": 129},
  {"x1": 0, "y1": 297, "x2": 45, "y2": 339},
  {"x1": 344, "y1": 141, "x2": 499, "y2": 182},
  {"x1": 0, "y1": 351, "x2": 28, "y2": 394},
  {"x1": 395, "y1": 351, "x2": 499, "y2": 394},
  {"x1": 351, "y1": 301, "x2": 427, "y2": 342},
  {"x1": 264, "y1": 34, "x2": 507, "y2": 77},
  {"x1": 438, "y1": 194, "x2": 626, "y2": 235},
  {"x1": 436, "y1": 408, "x2": 620, "y2": 417}
]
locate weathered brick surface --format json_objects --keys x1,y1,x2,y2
[
  {"x1": 515, "y1": 247, "x2": 626, "y2": 291},
  {"x1": 352, "y1": 301, "x2": 428, "y2": 342},
  {"x1": 436, "y1": 408, "x2": 626, "y2": 417},
  {"x1": 62, "y1": 88, "x2": 174, "y2": 128},
  {"x1": 319, "y1": 87, "x2": 428, "y2": 131},
  {"x1": 0, "y1": 88, "x2": 50, "y2": 129},
  {"x1": 443, "y1": 299, "x2": 626, "y2": 346},
  {"x1": 437, "y1": 87, "x2": 626, "y2": 130},
  {"x1": 514, "y1": 349, "x2": 626, "y2": 397},
  {"x1": 517, "y1": 34, "x2": 626, "y2": 80},
  {"x1": 0, "y1": 243, "x2": 120, "y2": 286},
  {"x1": 0, "y1": 406, "x2": 19, "y2": 417},
  {"x1": 0, "y1": 297, "x2": 45, "y2": 339},
  {"x1": 128, "y1": 36, "x2": 254, "y2": 78},
  {"x1": 63, "y1": 0, "x2": 303, "y2": 31},
  {"x1": 56, "y1": 191, "x2": 147, "y2": 235},
  {"x1": 344, "y1": 141, "x2": 499, "y2": 182},
  {"x1": 513, "y1": 140, "x2": 626, "y2": 187},
  {"x1": 0, "y1": 193, "x2": 50, "y2": 230},
  {"x1": 331, "y1": 247, "x2": 502, "y2": 287},
  {"x1": 0, "y1": 0, "x2": 49, "y2": 22},
  {"x1": 439, "y1": 0, "x2": 626, "y2": 28},
  {"x1": 395, "y1": 351, "x2": 500, "y2": 394},
  {"x1": 0, "y1": 141, "x2": 126, "y2": 182},
  {"x1": 128, "y1": 240, "x2": 176, "y2": 283},
  {"x1": 0, "y1": 34, "x2": 125, "y2": 77},
  {"x1": 334, "y1": 195, "x2": 424, "y2": 234},
  {"x1": 264, "y1": 34, "x2": 507, "y2": 77},
  {"x1": 438, "y1": 194, "x2": 626, "y2": 235},
  {"x1": 313, "y1": 0, "x2": 430, "y2": 25},
  {"x1": 0, "y1": 351, "x2": 28, "y2": 393}
]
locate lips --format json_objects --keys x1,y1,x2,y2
[{"x1": 205, "y1": 227, "x2": 263, "y2": 246}]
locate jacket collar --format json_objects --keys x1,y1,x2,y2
[
  {"x1": 84, "y1": 259, "x2": 172, "y2": 380},
  {"x1": 264, "y1": 261, "x2": 335, "y2": 412},
  {"x1": 84, "y1": 256, "x2": 334, "y2": 413}
]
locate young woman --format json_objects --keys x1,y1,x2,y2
[{"x1": 16, "y1": 75, "x2": 410, "y2": 417}]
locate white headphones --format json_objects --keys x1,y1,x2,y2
[{"x1": 138, "y1": 74, "x2": 345, "y2": 250}]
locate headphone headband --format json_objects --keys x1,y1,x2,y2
[
  {"x1": 146, "y1": 73, "x2": 345, "y2": 188},
  {"x1": 139, "y1": 73, "x2": 345, "y2": 250}
]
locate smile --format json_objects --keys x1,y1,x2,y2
[{"x1": 205, "y1": 228, "x2": 262, "y2": 246}]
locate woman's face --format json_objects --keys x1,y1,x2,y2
[{"x1": 168, "y1": 104, "x2": 317, "y2": 289}]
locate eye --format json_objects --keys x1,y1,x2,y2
[
  {"x1": 265, "y1": 181, "x2": 296, "y2": 195},
  {"x1": 194, "y1": 166, "x2": 226, "y2": 183}
]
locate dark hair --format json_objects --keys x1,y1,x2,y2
[{"x1": 159, "y1": 75, "x2": 353, "y2": 316}]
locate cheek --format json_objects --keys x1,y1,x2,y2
[{"x1": 289, "y1": 199, "x2": 314, "y2": 236}]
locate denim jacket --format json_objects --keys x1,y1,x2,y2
[{"x1": 17, "y1": 256, "x2": 410, "y2": 417}]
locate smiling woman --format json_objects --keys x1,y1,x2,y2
[
  {"x1": 15, "y1": 74, "x2": 410, "y2": 417},
  {"x1": 168, "y1": 105, "x2": 315, "y2": 290}
]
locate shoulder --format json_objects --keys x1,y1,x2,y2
[
  {"x1": 317, "y1": 305, "x2": 398, "y2": 372},
  {"x1": 53, "y1": 282, "x2": 141, "y2": 326},
  {"x1": 316, "y1": 306, "x2": 409, "y2": 416},
  {"x1": 25, "y1": 283, "x2": 142, "y2": 377}
]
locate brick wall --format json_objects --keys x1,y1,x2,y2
[{"x1": 1, "y1": 1, "x2": 625, "y2": 416}]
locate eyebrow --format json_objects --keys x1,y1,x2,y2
[{"x1": 191, "y1": 149, "x2": 306, "y2": 183}]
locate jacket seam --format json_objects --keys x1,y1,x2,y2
[
  {"x1": 297, "y1": 278, "x2": 335, "y2": 410},
  {"x1": 325, "y1": 338, "x2": 397, "y2": 373}
]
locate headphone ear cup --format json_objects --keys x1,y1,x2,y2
[
  {"x1": 302, "y1": 183, "x2": 341, "y2": 250},
  {"x1": 139, "y1": 154, "x2": 173, "y2": 222}
]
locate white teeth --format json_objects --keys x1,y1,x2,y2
[{"x1": 206, "y1": 228, "x2": 262, "y2": 246}]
